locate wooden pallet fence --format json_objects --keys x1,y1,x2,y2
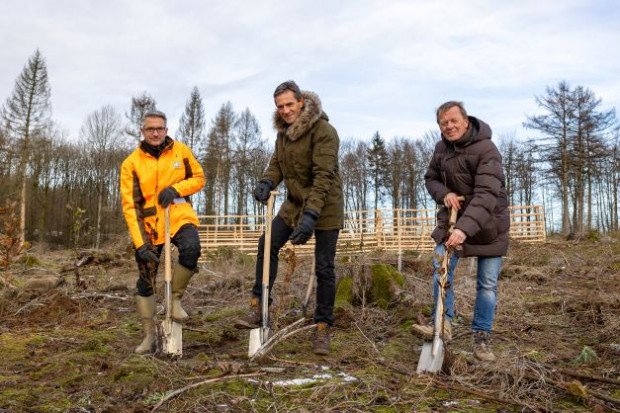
[{"x1": 197, "y1": 204, "x2": 545, "y2": 258}]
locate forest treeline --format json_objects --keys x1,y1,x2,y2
[{"x1": 1, "y1": 50, "x2": 618, "y2": 249}]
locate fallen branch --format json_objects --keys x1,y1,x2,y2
[
  {"x1": 249, "y1": 325, "x2": 316, "y2": 362},
  {"x1": 558, "y1": 368, "x2": 620, "y2": 385},
  {"x1": 431, "y1": 377, "x2": 526, "y2": 410},
  {"x1": 150, "y1": 372, "x2": 264, "y2": 412},
  {"x1": 249, "y1": 318, "x2": 314, "y2": 362},
  {"x1": 72, "y1": 292, "x2": 131, "y2": 301}
]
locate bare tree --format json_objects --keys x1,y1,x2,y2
[
  {"x1": 202, "y1": 102, "x2": 236, "y2": 217},
  {"x1": 525, "y1": 81, "x2": 617, "y2": 236},
  {"x1": 80, "y1": 105, "x2": 124, "y2": 248},
  {"x1": 232, "y1": 108, "x2": 262, "y2": 220},
  {"x1": 1, "y1": 49, "x2": 52, "y2": 246}
]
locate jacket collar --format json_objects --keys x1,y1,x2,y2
[
  {"x1": 272, "y1": 91, "x2": 323, "y2": 141},
  {"x1": 140, "y1": 136, "x2": 174, "y2": 158}
]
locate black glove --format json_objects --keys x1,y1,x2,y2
[
  {"x1": 290, "y1": 209, "x2": 319, "y2": 245},
  {"x1": 158, "y1": 186, "x2": 179, "y2": 208},
  {"x1": 137, "y1": 243, "x2": 160, "y2": 263},
  {"x1": 254, "y1": 179, "x2": 273, "y2": 205}
]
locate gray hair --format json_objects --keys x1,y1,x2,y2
[
  {"x1": 273, "y1": 80, "x2": 302, "y2": 100},
  {"x1": 436, "y1": 101, "x2": 467, "y2": 124},
  {"x1": 142, "y1": 110, "x2": 167, "y2": 127}
]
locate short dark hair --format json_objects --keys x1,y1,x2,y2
[
  {"x1": 436, "y1": 101, "x2": 467, "y2": 124},
  {"x1": 273, "y1": 80, "x2": 302, "y2": 100},
  {"x1": 142, "y1": 110, "x2": 167, "y2": 128}
]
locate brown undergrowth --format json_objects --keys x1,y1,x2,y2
[{"x1": 0, "y1": 237, "x2": 618, "y2": 412}]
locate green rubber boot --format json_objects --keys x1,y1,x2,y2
[
  {"x1": 171, "y1": 263, "x2": 194, "y2": 321},
  {"x1": 134, "y1": 295, "x2": 156, "y2": 354}
]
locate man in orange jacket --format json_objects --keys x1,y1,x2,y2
[{"x1": 120, "y1": 110, "x2": 205, "y2": 354}]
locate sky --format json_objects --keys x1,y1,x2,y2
[{"x1": 1, "y1": 0, "x2": 619, "y2": 144}]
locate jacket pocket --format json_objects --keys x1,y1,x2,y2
[{"x1": 468, "y1": 218, "x2": 498, "y2": 245}]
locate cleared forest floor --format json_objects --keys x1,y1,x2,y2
[{"x1": 0, "y1": 236, "x2": 619, "y2": 412}]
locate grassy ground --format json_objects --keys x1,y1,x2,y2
[{"x1": 0, "y1": 236, "x2": 618, "y2": 412}]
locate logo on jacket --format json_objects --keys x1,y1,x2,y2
[{"x1": 173, "y1": 161, "x2": 182, "y2": 169}]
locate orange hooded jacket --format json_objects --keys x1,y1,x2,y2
[{"x1": 120, "y1": 137, "x2": 205, "y2": 248}]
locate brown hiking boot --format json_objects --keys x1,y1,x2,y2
[
  {"x1": 234, "y1": 297, "x2": 261, "y2": 329},
  {"x1": 411, "y1": 319, "x2": 452, "y2": 341},
  {"x1": 313, "y1": 322, "x2": 331, "y2": 355},
  {"x1": 473, "y1": 331, "x2": 496, "y2": 362}
]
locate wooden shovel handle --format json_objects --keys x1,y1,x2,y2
[
  {"x1": 164, "y1": 206, "x2": 172, "y2": 283},
  {"x1": 261, "y1": 191, "x2": 279, "y2": 328},
  {"x1": 448, "y1": 196, "x2": 465, "y2": 234}
]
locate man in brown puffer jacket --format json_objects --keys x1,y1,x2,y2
[
  {"x1": 411, "y1": 101, "x2": 509, "y2": 362},
  {"x1": 234, "y1": 80, "x2": 344, "y2": 355}
]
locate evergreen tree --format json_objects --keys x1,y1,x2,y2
[
  {"x1": 176, "y1": 86, "x2": 205, "y2": 151},
  {"x1": 1, "y1": 49, "x2": 52, "y2": 245},
  {"x1": 125, "y1": 92, "x2": 157, "y2": 140},
  {"x1": 367, "y1": 131, "x2": 390, "y2": 210}
]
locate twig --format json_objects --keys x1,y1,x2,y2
[
  {"x1": 72, "y1": 292, "x2": 131, "y2": 301},
  {"x1": 267, "y1": 356, "x2": 317, "y2": 367},
  {"x1": 150, "y1": 372, "x2": 264, "y2": 411},
  {"x1": 249, "y1": 321, "x2": 316, "y2": 362},
  {"x1": 558, "y1": 368, "x2": 620, "y2": 385},
  {"x1": 431, "y1": 377, "x2": 525, "y2": 410},
  {"x1": 354, "y1": 322, "x2": 381, "y2": 356}
]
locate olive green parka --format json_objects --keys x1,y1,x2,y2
[{"x1": 262, "y1": 91, "x2": 344, "y2": 230}]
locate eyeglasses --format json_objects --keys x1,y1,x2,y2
[{"x1": 143, "y1": 127, "x2": 167, "y2": 133}]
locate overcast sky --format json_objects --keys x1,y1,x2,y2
[{"x1": 1, "y1": 0, "x2": 619, "y2": 144}]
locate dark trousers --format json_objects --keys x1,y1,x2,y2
[
  {"x1": 252, "y1": 215, "x2": 340, "y2": 325},
  {"x1": 135, "y1": 224, "x2": 201, "y2": 296}
]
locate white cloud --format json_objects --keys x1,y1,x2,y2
[{"x1": 1, "y1": 0, "x2": 618, "y2": 143}]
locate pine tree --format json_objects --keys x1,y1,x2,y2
[
  {"x1": 367, "y1": 131, "x2": 390, "y2": 210},
  {"x1": 177, "y1": 86, "x2": 205, "y2": 151},
  {"x1": 1, "y1": 49, "x2": 52, "y2": 245},
  {"x1": 125, "y1": 92, "x2": 157, "y2": 140}
]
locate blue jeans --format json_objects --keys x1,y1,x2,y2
[{"x1": 431, "y1": 243, "x2": 502, "y2": 333}]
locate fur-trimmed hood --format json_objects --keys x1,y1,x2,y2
[{"x1": 273, "y1": 91, "x2": 324, "y2": 141}]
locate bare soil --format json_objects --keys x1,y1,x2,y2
[{"x1": 0, "y1": 237, "x2": 618, "y2": 412}]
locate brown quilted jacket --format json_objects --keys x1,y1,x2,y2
[{"x1": 425, "y1": 117, "x2": 510, "y2": 257}]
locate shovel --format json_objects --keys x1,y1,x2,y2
[
  {"x1": 301, "y1": 256, "x2": 315, "y2": 318},
  {"x1": 248, "y1": 190, "x2": 278, "y2": 358},
  {"x1": 159, "y1": 206, "x2": 183, "y2": 357},
  {"x1": 417, "y1": 199, "x2": 462, "y2": 374}
]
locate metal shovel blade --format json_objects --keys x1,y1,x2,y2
[
  {"x1": 160, "y1": 318, "x2": 183, "y2": 356},
  {"x1": 248, "y1": 326, "x2": 270, "y2": 358},
  {"x1": 417, "y1": 289, "x2": 446, "y2": 374},
  {"x1": 416, "y1": 337, "x2": 444, "y2": 374}
]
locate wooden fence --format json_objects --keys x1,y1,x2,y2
[{"x1": 197, "y1": 204, "x2": 545, "y2": 258}]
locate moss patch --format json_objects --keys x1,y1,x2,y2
[
  {"x1": 370, "y1": 264, "x2": 405, "y2": 309},
  {"x1": 334, "y1": 275, "x2": 354, "y2": 310}
]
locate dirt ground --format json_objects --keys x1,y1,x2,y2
[{"x1": 0, "y1": 236, "x2": 618, "y2": 412}]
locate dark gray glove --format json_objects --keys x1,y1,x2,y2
[
  {"x1": 158, "y1": 186, "x2": 179, "y2": 208},
  {"x1": 254, "y1": 179, "x2": 273, "y2": 205},
  {"x1": 137, "y1": 243, "x2": 160, "y2": 263},
  {"x1": 290, "y1": 209, "x2": 319, "y2": 245}
]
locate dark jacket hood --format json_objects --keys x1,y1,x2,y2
[
  {"x1": 442, "y1": 116, "x2": 492, "y2": 147},
  {"x1": 273, "y1": 91, "x2": 326, "y2": 141}
]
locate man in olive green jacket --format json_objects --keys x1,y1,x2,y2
[{"x1": 235, "y1": 80, "x2": 344, "y2": 355}]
